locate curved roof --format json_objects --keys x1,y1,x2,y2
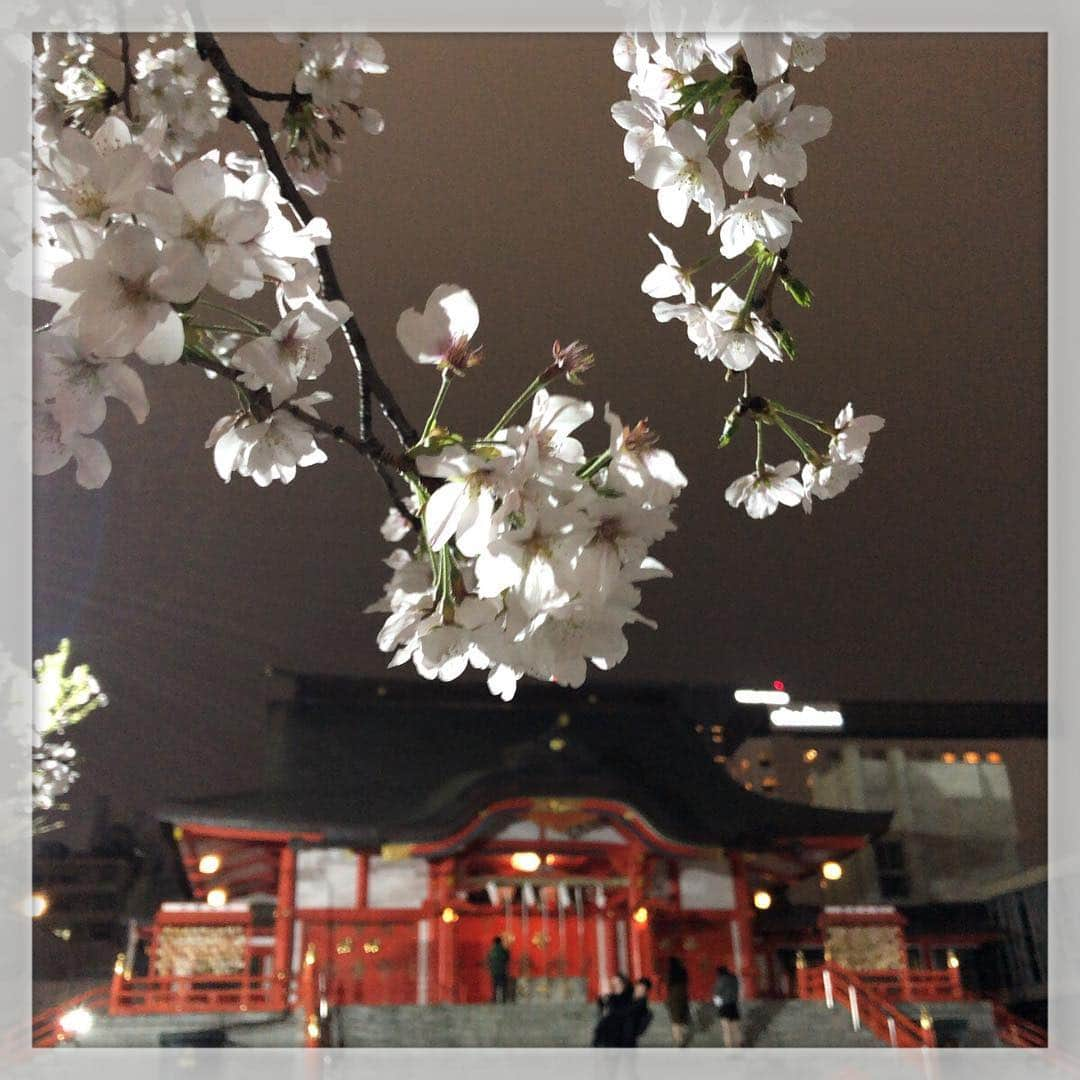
[{"x1": 158, "y1": 674, "x2": 891, "y2": 852}]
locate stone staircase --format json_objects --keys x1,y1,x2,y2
[{"x1": 55, "y1": 998, "x2": 1001, "y2": 1049}]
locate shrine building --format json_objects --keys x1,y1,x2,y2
[{"x1": 147, "y1": 673, "x2": 892, "y2": 1007}]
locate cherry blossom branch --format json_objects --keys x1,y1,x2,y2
[
  {"x1": 180, "y1": 347, "x2": 420, "y2": 527},
  {"x1": 119, "y1": 33, "x2": 133, "y2": 119},
  {"x1": 193, "y1": 31, "x2": 419, "y2": 453}
]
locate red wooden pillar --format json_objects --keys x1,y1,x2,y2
[
  {"x1": 627, "y1": 846, "x2": 654, "y2": 980},
  {"x1": 274, "y1": 843, "x2": 298, "y2": 1009},
  {"x1": 356, "y1": 852, "x2": 369, "y2": 909},
  {"x1": 728, "y1": 853, "x2": 757, "y2": 999},
  {"x1": 431, "y1": 858, "x2": 457, "y2": 1003}
]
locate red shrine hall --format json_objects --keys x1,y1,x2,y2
[{"x1": 133, "y1": 674, "x2": 893, "y2": 1009}]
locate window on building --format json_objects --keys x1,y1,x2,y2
[{"x1": 873, "y1": 839, "x2": 911, "y2": 900}]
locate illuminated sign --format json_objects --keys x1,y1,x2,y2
[
  {"x1": 769, "y1": 704, "x2": 844, "y2": 729},
  {"x1": 734, "y1": 689, "x2": 791, "y2": 706}
]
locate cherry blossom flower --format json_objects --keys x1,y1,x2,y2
[
  {"x1": 716, "y1": 196, "x2": 801, "y2": 258},
  {"x1": 231, "y1": 299, "x2": 350, "y2": 406},
  {"x1": 396, "y1": 284, "x2": 481, "y2": 371},
  {"x1": 723, "y1": 82, "x2": 832, "y2": 191},
  {"x1": 417, "y1": 444, "x2": 516, "y2": 556},
  {"x1": 725, "y1": 461, "x2": 806, "y2": 519},
  {"x1": 653, "y1": 285, "x2": 782, "y2": 371},
  {"x1": 32, "y1": 402, "x2": 111, "y2": 489},
  {"x1": 801, "y1": 456, "x2": 862, "y2": 509},
  {"x1": 739, "y1": 33, "x2": 837, "y2": 85},
  {"x1": 602, "y1": 407, "x2": 688, "y2": 507},
  {"x1": 635, "y1": 120, "x2": 726, "y2": 229},
  {"x1": 640, "y1": 232, "x2": 696, "y2": 302},
  {"x1": 295, "y1": 39, "x2": 365, "y2": 110},
  {"x1": 34, "y1": 325, "x2": 149, "y2": 437},
  {"x1": 830, "y1": 403, "x2": 886, "y2": 463},
  {"x1": 206, "y1": 392, "x2": 331, "y2": 486},
  {"x1": 137, "y1": 156, "x2": 270, "y2": 299},
  {"x1": 51, "y1": 223, "x2": 208, "y2": 364},
  {"x1": 611, "y1": 92, "x2": 668, "y2": 168},
  {"x1": 38, "y1": 116, "x2": 155, "y2": 224}
]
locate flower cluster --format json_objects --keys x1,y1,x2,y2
[
  {"x1": 723, "y1": 401, "x2": 885, "y2": 519},
  {"x1": 275, "y1": 33, "x2": 389, "y2": 195},
  {"x1": 368, "y1": 285, "x2": 686, "y2": 699},
  {"x1": 31, "y1": 34, "x2": 345, "y2": 489},
  {"x1": 33, "y1": 639, "x2": 108, "y2": 827},
  {"x1": 612, "y1": 31, "x2": 883, "y2": 517}
]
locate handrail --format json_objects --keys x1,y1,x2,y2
[
  {"x1": 798, "y1": 963, "x2": 934, "y2": 1047},
  {"x1": 32, "y1": 984, "x2": 112, "y2": 1047},
  {"x1": 983, "y1": 998, "x2": 1047, "y2": 1048},
  {"x1": 828, "y1": 964, "x2": 935, "y2": 1048}
]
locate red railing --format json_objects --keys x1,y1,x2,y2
[
  {"x1": 981, "y1": 998, "x2": 1047, "y2": 1048},
  {"x1": 111, "y1": 974, "x2": 281, "y2": 1014},
  {"x1": 797, "y1": 963, "x2": 935, "y2": 1048},
  {"x1": 844, "y1": 967, "x2": 963, "y2": 1002},
  {"x1": 32, "y1": 984, "x2": 111, "y2": 1047}
]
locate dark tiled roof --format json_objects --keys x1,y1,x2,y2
[{"x1": 158, "y1": 674, "x2": 891, "y2": 851}]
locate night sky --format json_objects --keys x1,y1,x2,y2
[{"x1": 32, "y1": 34, "x2": 1046, "y2": 845}]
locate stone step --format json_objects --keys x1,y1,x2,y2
[{"x1": 52, "y1": 998, "x2": 1002, "y2": 1049}]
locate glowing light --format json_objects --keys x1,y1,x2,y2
[
  {"x1": 822, "y1": 861, "x2": 843, "y2": 881},
  {"x1": 198, "y1": 853, "x2": 222, "y2": 875},
  {"x1": 753, "y1": 890, "x2": 772, "y2": 911},
  {"x1": 734, "y1": 688, "x2": 791, "y2": 706},
  {"x1": 306, "y1": 1015, "x2": 321, "y2": 1041},
  {"x1": 114, "y1": 953, "x2": 126, "y2": 976},
  {"x1": 544, "y1": 854, "x2": 556, "y2": 866},
  {"x1": 963, "y1": 751, "x2": 981, "y2": 764},
  {"x1": 59, "y1": 1007, "x2": 94, "y2": 1037},
  {"x1": 803, "y1": 748, "x2": 819, "y2": 763},
  {"x1": 986, "y1": 751, "x2": 1002, "y2": 764},
  {"x1": 510, "y1": 851, "x2": 542, "y2": 873},
  {"x1": 206, "y1": 887, "x2": 228, "y2": 908},
  {"x1": 769, "y1": 705, "x2": 843, "y2": 729},
  {"x1": 941, "y1": 751, "x2": 957, "y2": 764},
  {"x1": 632, "y1": 906, "x2": 649, "y2": 925},
  {"x1": 440, "y1": 906, "x2": 459, "y2": 924},
  {"x1": 31, "y1": 892, "x2": 48, "y2": 918},
  {"x1": 946, "y1": 949, "x2": 960, "y2": 970},
  {"x1": 549, "y1": 737, "x2": 566, "y2": 752},
  {"x1": 773, "y1": 680, "x2": 785, "y2": 691}
]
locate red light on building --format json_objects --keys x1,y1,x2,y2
[{"x1": 772, "y1": 680, "x2": 785, "y2": 691}]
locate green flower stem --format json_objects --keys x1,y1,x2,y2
[
  {"x1": 771, "y1": 402, "x2": 834, "y2": 436},
  {"x1": 194, "y1": 299, "x2": 269, "y2": 334},
  {"x1": 733, "y1": 258, "x2": 771, "y2": 330},
  {"x1": 190, "y1": 323, "x2": 260, "y2": 338},
  {"x1": 755, "y1": 420, "x2": 765, "y2": 478},
  {"x1": 578, "y1": 448, "x2": 613, "y2": 481},
  {"x1": 419, "y1": 370, "x2": 453, "y2": 445},
  {"x1": 485, "y1": 374, "x2": 549, "y2": 439},
  {"x1": 773, "y1": 413, "x2": 820, "y2": 464},
  {"x1": 706, "y1": 118, "x2": 728, "y2": 147}
]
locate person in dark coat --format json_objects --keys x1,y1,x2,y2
[
  {"x1": 623, "y1": 977, "x2": 654, "y2": 1047},
  {"x1": 712, "y1": 964, "x2": 742, "y2": 1047},
  {"x1": 486, "y1": 936, "x2": 511, "y2": 1003},
  {"x1": 591, "y1": 973, "x2": 632, "y2": 1046},
  {"x1": 665, "y1": 957, "x2": 691, "y2": 1047}
]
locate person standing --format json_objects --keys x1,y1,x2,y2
[
  {"x1": 712, "y1": 964, "x2": 742, "y2": 1047},
  {"x1": 486, "y1": 936, "x2": 511, "y2": 1003},
  {"x1": 624, "y1": 977, "x2": 654, "y2": 1047},
  {"x1": 665, "y1": 957, "x2": 691, "y2": 1047},
  {"x1": 592, "y1": 973, "x2": 632, "y2": 1046}
]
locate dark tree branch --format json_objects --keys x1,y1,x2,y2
[
  {"x1": 180, "y1": 348, "x2": 420, "y2": 528},
  {"x1": 193, "y1": 31, "x2": 419, "y2": 451},
  {"x1": 119, "y1": 33, "x2": 134, "y2": 119}
]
